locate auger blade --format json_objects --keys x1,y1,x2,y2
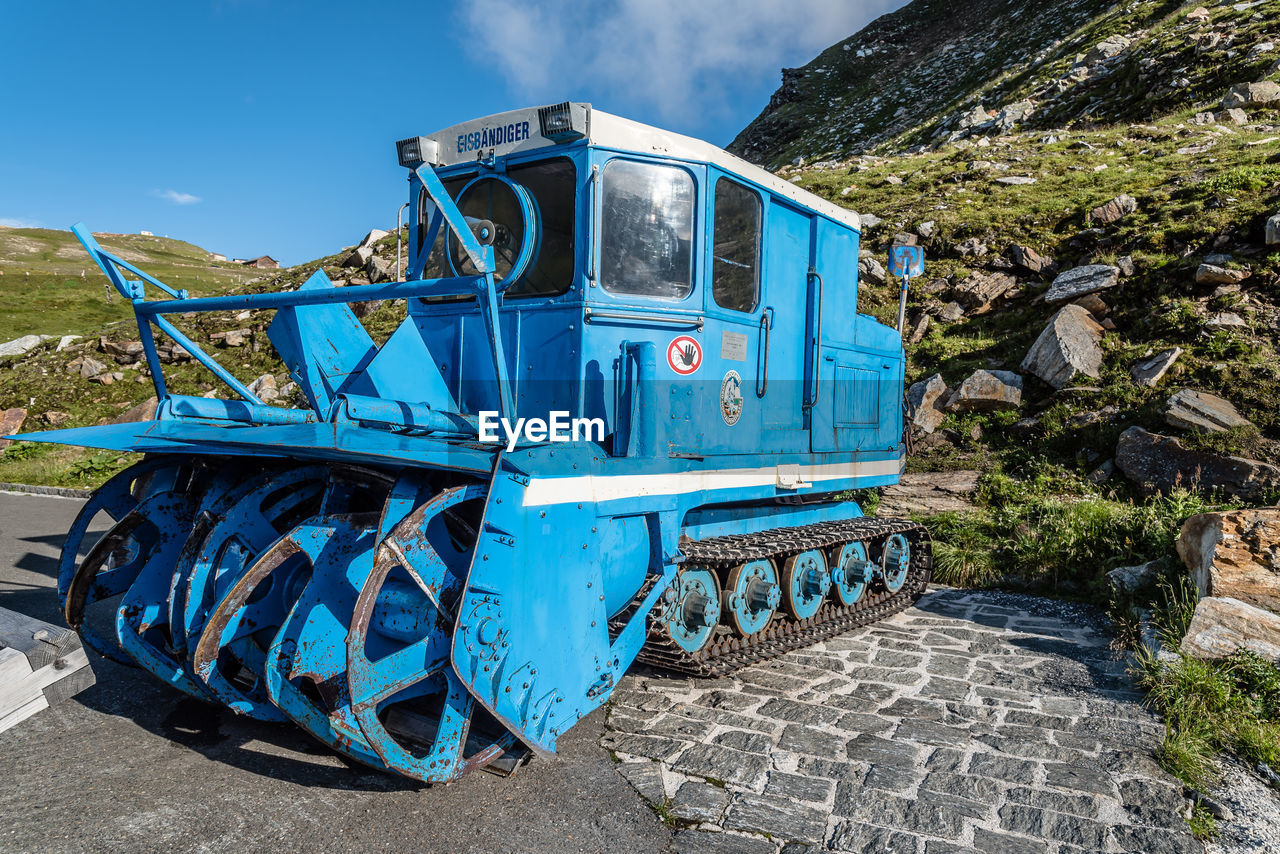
[{"x1": 346, "y1": 481, "x2": 518, "y2": 783}]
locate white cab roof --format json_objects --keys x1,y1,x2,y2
[{"x1": 424, "y1": 104, "x2": 861, "y2": 231}]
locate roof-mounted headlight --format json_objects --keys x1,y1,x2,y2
[
  {"x1": 396, "y1": 136, "x2": 440, "y2": 168},
  {"x1": 538, "y1": 102, "x2": 588, "y2": 142}
]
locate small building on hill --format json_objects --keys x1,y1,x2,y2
[
  {"x1": 209, "y1": 252, "x2": 226, "y2": 262},
  {"x1": 241, "y1": 256, "x2": 279, "y2": 269}
]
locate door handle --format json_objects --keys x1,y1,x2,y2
[
  {"x1": 803, "y1": 269, "x2": 823, "y2": 410},
  {"x1": 756, "y1": 308, "x2": 773, "y2": 398}
]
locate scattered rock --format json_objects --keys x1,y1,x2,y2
[
  {"x1": 1205, "y1": 312, "x2": 1247, "y2": 332},
  {"x1": 906, "y1": 374, "x2": 948, "y2": 433},
  {"x1": 952, "y1": 271, "x2": 1017, "y2": 314},
  {"x1": 1221, "y1": 81, "x2": 1280, "y2": 110},
  {"x1": 1267, "y1": 213, "x2": 1280, "y2": 246},
  {"x1": 101, "y1": 339, "x2": 145, "y2": 365},
  {"x1": 1020, "y1": 304, "x2": 1105, "y2": 389},
  {"x1": 1010, "y1": 244, "x2": 1053, "y2": 275},
  {"x1": 1219, "y1": 108, "x2": 1249, "y2": 125},
  {"x1": 211, "y1": 329, "x2": 251, "y2": 348},
  {"x1": 1107, "y1": 559, "x2": 1161, "y2": 593},
  {"x1": 1116, "y1": 255, "x2": 1136, "y2": 277},
  {"x1": 947, "y1": 369, "x2": 1022, "y2": 411},
  {"x1": 996, "y1": 176, "x2": 1037, "y2": 186},
  {"x1": 1115, "y1": 426, "x2": 1280, "y2": 500},
  {"x1": 858, "y1": 255, "x2": 887, "y2": 286},
  {"x1": 1162, "y1": 389, "x2": 1251, "y2": 433},
  {"x1": 1072, "y1": 293, "x2": 1109, "y2": 317},
  {"x1": 917, "y1": 221, "x2": 936, "y2": 239},
  {"x1": 343, "y1": 245, "x2": 374, "y2": 268},
  {"x1": 859, "y1": 213, "x2": 883, "y2": 231},
  {"x1": 937, "y1": 302, "x2": 966, "y2": 322},
  {"x1": 155, "y1": 341, "x2": 193, "y2": 364},
  {"x1": 0, "y1": 408, "x2": 27, "y2": 449},
  {"x1": 1186, "y1": 6, "x2": 1210, "y2": 23},
  {"x1": 1178, "y1": 509, "x2": 1280, "y2": 612},
  {"x1": 1196, "y1": 264, "x2": 1250, "y2": 285},
  {"x1": 358, "y1": 228, "x2": 389, "y2": 249},
  {"x1": 1089, "y1": 194, "x2": 1138, "y2": 225},
  {"x1": 1045, "y1": 264, "x2": 1120, "y2": 303},
  {"x1": 109, "y1": 397, "x2": 159, "y2": 425},
  {"x1": 994, "y1": 100, "x2": 1034, "y2": 131},
  {"x1": 55, "y1": 335, "x2": 81, "y2": 352},
  {"x1": 73, "y1": 356, "x2": 109, "y2": 379},
  {"x1": 366, "y1": 255, "x2": 394, "y2": 284},
  {"x1": 907, "y1": 313, "x2": 931, "y2": 345},
  {"x1": 877, "y1": 470, "x2": 980, "y2": 516},
  {"x1": 1181, "y1": 597, "x2": 1280, "y2": 661},
  {"x1": 1084, "y1": 34, "x2": 1130, "y2": 65},
  {"x1": 0, "y1": 334, "x2": 51, "y2": 358},
  {"x1": 1130, "y1": 348, "x2": 1182, "y2": 387},
  {"x1": 954, "y1": 237, "x2": 989, "y2": 258},
  {"x1": 41, "y1": 411, "x2": 71, "y2": 427},
  {"x1": 248, "y1": 374, "x2": 279, "y2": 403},
  {"x1": 1088, "y1": 458, "x2": 1115, "y2": 484}
]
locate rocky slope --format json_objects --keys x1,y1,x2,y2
[{"x1": 732, "y1": 0, "x2": 1280, "y2": 166}]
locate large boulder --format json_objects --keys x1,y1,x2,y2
[
  {"x1": 1115, "y1": 426, "x2": 1280, "y2": 500},
  {"x1": 0, "y1": 335, "x2": 51, "y2": 358},
  {"x1": 366, "y1": 255, "x2": 394, "y2": 284},
  {"x1": 1107, "y1": 559, "x2": 1161, "y2": 593},
  {"x1": 358, "y1": 228, "x2": 390, "y2": 249},
  {"x1": 1131, "y1": 347, "x2": 1182, "y2": 387},
  {"x1": 877, "y1": 471, "x2": 980, "y2": 517},
  {"x1": 947, "y1": 369, "x2": 1022, "y2": 411},
  {"x1": 1181, "y1": 597, "x2": 1280, "y2": 661},
  {"x1": 100, "y1": 338, "x2": 145, "y2": 365},
  {"x1": 108, "y1": 397, "x2": 158, "y2": 425},
  {"x1": 1178, "y1": 509, "x2": 1280, "y2": 611},
  {"x1": 1020, "y1": 304, "x2": 1104, "y2": 388},
  {"x1": 342, "y1": 245, "x2": 374, "y2": 269},
  {"x1": 951, "y1": 271, "x2": 1017, "y2": 314},
  {"x1": 858, "y1": 255, "x2": 887, "y2": 286},
  {"x1": 1221, "y1": 81, "x2": 1280, "y2": 110},
  {"x1": 1195, "y1": 264, "x2": 1249, "y2": 286},
  {"x1": 0, "y1": 408, "x2": 27, "y2": 450},
  {"x1": 906, "y1": 374, "x2": 948, "y2": 433},
  {"x1": 1089, "y1": 194, "x2": 1138, "y2": 225},
  {"x1": 1044, "y1": 265, "x2": 1121, "y2": 303},
  {"x1": 1161, "y1": 389, "x2": 1251, "y2": 433}
]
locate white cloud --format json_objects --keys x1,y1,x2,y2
[
  {"x1": 459, "y1": 0, "x2": 901, "y2": 127},
  {"x1": 0, "y1": 217, "x2": 41, "y2": 228},
  {"x1": 155, "y1": 189, "x2": 201, "y2": 205}
]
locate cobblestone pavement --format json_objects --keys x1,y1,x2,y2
[{"x1": 602, "y1": 587, "x2": 1202, "y2": 854}]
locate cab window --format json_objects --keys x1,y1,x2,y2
[
  {"x1": 711, "y1": 178, "x2": 760, "y2": 313},
  {"x1": 600, "y1": 160, "x2": 695, "y2": 300}
]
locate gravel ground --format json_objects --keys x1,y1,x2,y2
[{"x1": 1207, "y1": 758, "x2": 1280, "y2": 854}]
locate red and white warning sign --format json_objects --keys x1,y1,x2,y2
[{"x1": 666, "y1": 335, "x2": 703, "y2": 375}]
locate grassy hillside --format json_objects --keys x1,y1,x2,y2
[
  {"x1": 0, "y1": 226, "x2": 262, "y2": 336},
  {"x1": 732, "y1": 0, "x2": 1280, "y2": 166}
]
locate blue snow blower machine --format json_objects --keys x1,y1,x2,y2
[{"x1": 16, "y1": 103, "x2": 930, "y2": 782}]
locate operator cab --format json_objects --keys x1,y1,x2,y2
[{"x1": 398, "y1": 103, "x2": 904, "y2": 459}]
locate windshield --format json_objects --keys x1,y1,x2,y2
[
  {"x1": 418, "y1": 158, "x2": 576, "y2": 298},
  {"x1": 599, "y1": 160, "x2": 695, "y2": 300}
]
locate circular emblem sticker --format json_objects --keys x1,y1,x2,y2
[
  {"x1": 720, "y1": 370, "x2": 744, "y2": 426},
  {"x1": 667, "y1": 335, "x2": 703, "y2": 375}
]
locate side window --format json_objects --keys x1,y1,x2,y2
[
  {"x1": 711, "y1": 178, "x2": 761, "y2": 313},
  {"x1": 600, "y1": 160, "x2": 695, "y2": 300}
]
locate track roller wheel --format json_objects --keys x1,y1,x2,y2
[
  {"x1": 663, "y1": 567, "x2": 721, "y2": 653},
  {"x1": 62, "y1": 458, "x2": 201, "y2": 663},
  {"x1": 721, "y1": 560, "x2": 779, "y2": 636},
  {"x1": 780, "y1": 549, "x2": 829, "y2": 620},
  {"x1": 830, "y1": 541, "x2": 873, "y2": 606},
  {"x1": 347, "y1": 483, "x2": 516, "y2": 783},
  {"x1": 876, "y1": 533, "x2": 911, "y2": 593}
]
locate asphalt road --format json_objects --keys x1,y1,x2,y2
[{"x1": 0, "y1": 490, "x2": 670, "y2": 854}]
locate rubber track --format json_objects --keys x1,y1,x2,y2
[{"x1": 624, "y1": 516, "x2": 932, "y2": 678}]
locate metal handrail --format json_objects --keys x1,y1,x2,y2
[{"x1": 802, "y1": 269, "x2": 823, "y2": 410}]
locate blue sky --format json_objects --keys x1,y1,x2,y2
[{"x1": 0, "y1": 1, "x2": 904, "y2": 266}]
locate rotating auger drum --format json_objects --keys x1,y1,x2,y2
[{"x1": 19, "y1": 101, "x2": 932, "y2": 784}]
